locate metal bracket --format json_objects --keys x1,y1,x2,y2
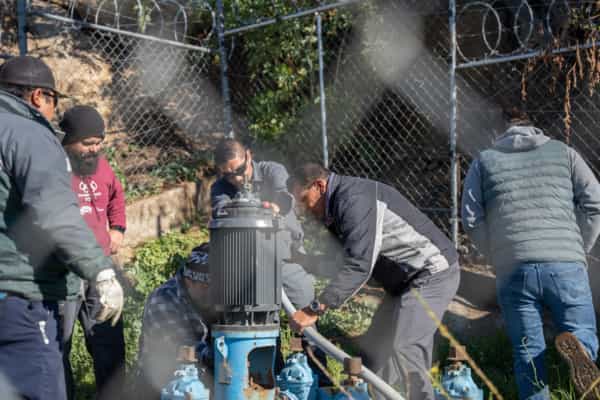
[{"x1": 215, "y1": 336, "x2": 232, "y2": 384}]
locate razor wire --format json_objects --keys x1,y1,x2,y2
[{"x1": 62, "y1": 0, "x2": 216, "y2": 44}]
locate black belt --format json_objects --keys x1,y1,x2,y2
[{"x1": 0, "y1": 290, "x2": 28, "y2": 299}]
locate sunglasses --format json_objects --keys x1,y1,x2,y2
[
  {"x1": 41, "y1": 90, "x2": 58, "y2": 107},
  {"x1": 222, "y1": 154, "x2": 248, "y2": 179}
]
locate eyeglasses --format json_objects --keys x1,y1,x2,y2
[
  {"x1": 222, "y1": 154, "x2": 248, "y2": 179},
  {"x1": 41, "y1": 90, "x2": 58, "y2": 107}
]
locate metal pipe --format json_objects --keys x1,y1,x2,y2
[
  {"x1": 449, "y1": 0, "x2": 459, "y2": 247},
  {"x1": 281, "y1": 290, "x2": 405, "y2": 400},
  {"x1": 215, "y1": 0, "x2": 233, "y2": 137},
  {"x1": 30, "y1": 10, "x2": 212, "y2": 53},
  {"x1": 17, "y1": 0, "x2": 27, "y2": 55},
  {"x1": 457, "y1": 40, "x2": 600, "y2": 69},
  {"x1": 224, "y1": 0, "x2": 362, "y2": 37},
  {"x1": 316, "y1": 12, "x2": 329, "y2": 168}
]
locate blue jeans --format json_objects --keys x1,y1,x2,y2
[
  {"x1": 0, "y1": 296, "x2": 65, "y2": 400},
  {"x1": 497, "y1": 262, "x2": 598, "y2": 400}
]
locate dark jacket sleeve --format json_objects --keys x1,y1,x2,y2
[
  {"x1": 210, "y1": 178, "x2": 233, "y2": 217},
  {"x1": 106, "y1": 159, "x2": 127, "y2": 230},
  {"x1": 319, "y1": 195, "x2": 377, "y2": 309},
  {"x1": 263, "y1": 162, "x2": 304, "y2": 245},
  {"x1": 4, "y1": 124, "x2": 112, "y2": 281},
  {"x1": 267, "y1": 164, "x2": 296, "y2": 216}
]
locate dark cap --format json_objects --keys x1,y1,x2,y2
[
  {"x1": 0, "y1": 56, "x2": 58, "y2": 93},
  {"x1": 60, "y1": 105, "x2": 106, "y2": 145}
]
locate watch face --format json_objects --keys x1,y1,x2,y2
[{"x1": 310, "y1": 300, "x2": 320, "y2": 313}]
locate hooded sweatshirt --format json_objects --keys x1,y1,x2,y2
[{"x1": 461, "y1": 125, "x2": 600, "y2": 271}]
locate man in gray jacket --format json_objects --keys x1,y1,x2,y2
[
  {"x1": 462, "y1": 108, "x2": 600, "y2": 400},
  {"x1": 289, "y1": 163, "x2": 460, "y2": 400},
  {"x1": 0, "y1": 56, "x2": 123, "y2": 400}
]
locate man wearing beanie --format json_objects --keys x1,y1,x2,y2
[
  {"x1": 59, "y1": 105, "x2": 127, "y2": 400},
  {"x1": 0, "y1": 57, "x2": 123, "y2": 399},
  {"x1": 134, "y1": 243, "x2": 216, "y2": 399}
]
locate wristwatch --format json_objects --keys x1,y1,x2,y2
[
  {"x1": 308, "y1": 299, "x2": 325, "y2": 316},
  {"x1": 110, "y1": 225, "x2": 126, "y2": 234}
]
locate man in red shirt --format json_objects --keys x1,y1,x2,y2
[{"x1": 59, "y1": 105, "x2": 127, "y2": 400}]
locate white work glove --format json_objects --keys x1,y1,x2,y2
[{"x1": 94, "y1": 269, "x2": 124, "y2": 326}]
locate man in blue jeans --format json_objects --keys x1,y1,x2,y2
[{"x1": 462, "y1": 107, "x2": 600, "y2": 399}]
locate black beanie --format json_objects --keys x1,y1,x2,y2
[
  {"x1": 182, "y1": 242, "x2": 210, "y2": 283},
  {"x1": 60, "y1": 105, "x2": 105, "y2": 145}
]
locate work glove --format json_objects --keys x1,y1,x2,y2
[{"x1": 94, "y1": 268, "x2": 124, "y2": 326}]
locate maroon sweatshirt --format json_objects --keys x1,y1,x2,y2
[{"x1": 71, "y1": 156, "x2": 126, "y2": 255}]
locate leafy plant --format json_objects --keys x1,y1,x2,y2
[
  {"x1": 150, "y1": 160, "x2": 197, "y2": 184},
  {"x1": 221, "y1": 1, "x2": 353, "y2": 142}
]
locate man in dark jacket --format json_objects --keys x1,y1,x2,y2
[
  {"x1": 462, "y1": 109, "x2": 600, "y2": 400},
  {"x1": 59, "y1": 105, "x2": 127, "y2": 400},
  {"x1": 0, "y1": 56, "x2": 123, "y2": 400},
  {"x1": 288, "y1": 163, "x2": 460, "y2": 400},
  {"x1": 210, "y1": 139, "x2": 315, "y2": 310}
]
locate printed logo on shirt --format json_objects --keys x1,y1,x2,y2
[
  {"x1": 78, "y1": 180, "x2": 102, "y2": 203},
  {"x1": 80, "y1": 205, "x2": 93, "y2": 216},
  {"x1": 78, "y1": 180, "x2": 104, "y2": 215}
]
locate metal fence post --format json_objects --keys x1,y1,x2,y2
[
  {"x1": 17, "y1": 0, "x2": 27, "y2": 55},
  {"x1": 216, "y1": 0, "x2": 233, "y2": 138},
  {"x1": 316, "y1": 12, "x2": 329, "y2": 168},
  {"x1": 449, "y1": 0, "x2": 458, "y2": 247}
]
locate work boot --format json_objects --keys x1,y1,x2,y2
[{"x1": 555, "y1": 332, "x2": 600, "y2": 400}]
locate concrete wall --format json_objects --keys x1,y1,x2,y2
[{"x1": 115, "y1": 176, "x2": 215, "y2": 263}]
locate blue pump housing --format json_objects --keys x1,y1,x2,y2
[
  {"x1": 160, "y1": 364, "x2": 210, "y2": 400},
  {"x1": 276, "y1": 352, "x2": 318, "y2": 400},
  {"x1": 434, "y1": 363, "x2": 483, "y2": 400},
  {"x1": 213, "y1": 325, "x2": 279, "y2": 400}
]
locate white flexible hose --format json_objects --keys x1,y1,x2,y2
[{"x1": 281, "y1": 290, "x2": 405, "y2": 400}]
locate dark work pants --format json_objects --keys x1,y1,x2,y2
[
  {"x1": 359, "y1": 263, "x2": 460, "y2": 400},
  {"x1": 0, "y1": 296, "x2": 66, "y2": 400},
  {"x1": 61, "y1": 284, "x2": 125, "y2": 400}
]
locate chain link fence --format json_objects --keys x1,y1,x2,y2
[
  {"x1": 2, "y1": 0, "x2": 600, "y2": 239},
  {"x1": 3, "y1": 0, "x2": 223, "y2": 199},
  {"x1": 0, "y1": 0, "x2": 19, "y2": 58},
  {"x1": 225, "y1": 1, "x2": 455, "y2": 234},
  {"x1": 224, "y1": 0, "x2": 600, "y2": 241}
]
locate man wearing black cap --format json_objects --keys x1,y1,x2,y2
[
  {"x1": 135, "y1": 243, "x2": 216, "y2": 399},
  {"x1": 59, "y1": 105, "x2": 127, "y2": 400},
  {"x1": 0, "y1": 56, "x2": 123, "y2": 400}
]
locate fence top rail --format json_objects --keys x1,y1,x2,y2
[
  {"x1": 457, "y1": 40, "x2": 600, "y2": 69},
  {"x1": 223, "y1": 0, "x2": 363, "y2": 37},
  {"x1": 31, "y1": 10, "x2": 213, "y2": 54}
]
